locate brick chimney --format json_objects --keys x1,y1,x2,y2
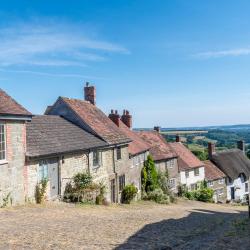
[
  {"x1": 121, "y1": 110, "x2": 132, "y2": 129},
  {"x1": 84, "y1": 82, "x2": 96, "y2": 105},
  {"x1": 208, "y1": 142, "x2": 216, "y2": 159},
  {"x1": 109, "y1": 110, "x2": 120, "y2": 127},
  {"x1": 154, "y1": 126, "x2": 161, "y2": 133},
  {"x1": 176, "y1": 135, "x2": 181, "y2": 142},
  {"x1": 237, "y1": 140, "x2": 246, "y2": 154}
]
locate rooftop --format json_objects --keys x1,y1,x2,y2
[
  {"x1": 26, "y1": 115, "x2": 107, "y2": 157},
  {"x1": 137, "y1": 131, "x2": 177, "y2": 161},
  {"x1": 0, "y1": 89, "x2": 31, "y2": 117},
  {"x1": 169, "y1": 142, "x2": 204, "y2": 171},
  {"x1": 203, "y1": 160, "x2": 226, "y2": 181}
]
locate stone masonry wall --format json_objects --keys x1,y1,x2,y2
[{"x1": 0, "y1": 121, "x2": 26, "y2": 206}]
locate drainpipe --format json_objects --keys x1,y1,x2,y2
[
  {"x1": 112, "y1": 147, "x2": 118, "y2": 203},
  {"x1": 87, "y1": 150, "x2": 91, "y2": 174}
]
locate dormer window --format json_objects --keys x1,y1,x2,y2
[{"x1": 0, "y1": 123, "x2": 6, "y2": 162}]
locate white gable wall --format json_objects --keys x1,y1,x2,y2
[
  {"x1": 180, "y1": 166, "x2": 205, "y2": 188},
  {"x1": 226, "y1": 176, "x2": 249, "y2": 201}
]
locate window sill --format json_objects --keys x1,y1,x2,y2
[{"x1": 0, "y1": 160, "x2": 8, "y2": 165}]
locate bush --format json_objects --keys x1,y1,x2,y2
[
  {"x1": 35, "y1": 179, "x2": 48, "y2": 204},
  {"x1": 157, "y1": 171, "x2": 170, "y2": 195},
  {"x1": 122, "y1": 184, "x2": 138, "y2": 204},
  {"x1": 184, "y1": 188, "x2": 214, "y2": 202},
  {"x1": 147, "y1": 188, "x2": 170, "y2": 204},
  {"x1": 73, "y1": 172, "x2": 92, "y2": 190},
  {"x1": 142, "y1": 155, "x2": 159, "y2": 193}
]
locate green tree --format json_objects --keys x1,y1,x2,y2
[{"x1": 141, "y1": 155, "x2": 158, "y2": 193}]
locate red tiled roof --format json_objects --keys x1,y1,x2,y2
[
  {"x1": 169, "y1": 142, "x2": 204, "y2": 171},
  {"x1": 137, "y1": 131, "x2": 177, "y2": 161},
  {"x1": 0, "y1": 89, "x2": 31, "y2": 116},
  {"x1": 61, "y1": 97, "x2": 131, "y2": 145},
  {"x1": 118, "y1": 121, "x2": 150, "y2": 156},
  {"x1": 203, "y1": 160, "x2": 226, "y2": 181}
]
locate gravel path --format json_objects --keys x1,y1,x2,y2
[{"x1": 0, "y1": 200, "x2": 248, "y2": 250}]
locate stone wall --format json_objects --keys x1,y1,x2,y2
[
  {"x1": 208, "y1": 178, "x2": 227, "y2": 203},
  {"x1": 0, "y1": 121, "x2": 26, "y2": 206}
]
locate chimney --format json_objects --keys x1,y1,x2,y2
[
  {"x1": 237, "y1": 140, "x2": 246, "y2": 154},
  {"x1": 109, "y1": 110, "x2": 120, "y2": 127},
  {"x1": 154, "y1": 126, "x2": 161, "y2": 133},
  {"x1": 176, "y1": 135, "x2": 181, "y2": 142},
  {"x1": 208, "y1": 142, "x2": 216, "y2": 159},
  {"x1": 121, "y1": 110, "x2": 132, "y2": 129},
  {"x1": 84, "y1": 82, "x2": 96, "y2": 105}
]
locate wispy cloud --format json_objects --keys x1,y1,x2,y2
[
  {"x1": 0, "y1": 21, "x2": 129, "y2": 67},
  {"x1": 194, "y1": 48, "x2": 250, "y2": 59},
  {"x1": 0, "y1": 68, "x2": 104, "y2": 80}
]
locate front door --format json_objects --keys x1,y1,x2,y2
[
  {"x1": 111, "y1": 179, "x2": 116, "y2": 203},
  {"x1": 231, "y1": 187, "x2": 235, "y2": 200},
  {"x1": 48, "y1": 158, "x2": 59, "y2": 199}
]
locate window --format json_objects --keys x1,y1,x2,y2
[
  {"x1": 117, "y1": 147, "x2": 122, "y2": 160},
  {"x1": 216, "y1": 188, "x2": 224, "y2": 196},
  {"x1": 218, "y1": 178, "x2": 224, "y2": 185},
  {"x1": 38, "y1": 161, "x2": 48, "y2": 182},
  {"x1": 245, "y1": 183, "x2": 249, "y2": 193},
  {"x1": 0, "y1": 123, "x2": 6, "y2": 162},
  {"x1": 93, "y1": 150, "x2": 102, "y2": 167},
  {"x1": 185, "y1": 171, "x2": 189, "y2": 178},
  {"x1": 119, "y1": 175, "x2": 125, "y2": 191},
  {"x1": 166, "y1": 159, "x2": 175, "y2": 169},
  {"x1": 194, "y1": 168, "x2": 200, "y2": 176},
  {"x1": 169, "y1": 178, "x2": 176, "y2": 188},
  {"x1": 208, "y1": 181, "x2": 214, "y2": 187},
  {"x1": 190, "y1": 183, "x2": 197, "y2": 191}
]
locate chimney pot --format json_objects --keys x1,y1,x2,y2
[
  {"x1": 176, "y1": 135, "x2": 181, "y2": 142},
  {"x1": 237, "y1": 140, "x2": 246, "y2": 154},
  {"x1": 208, "y1": 142, "x2": 216, "y2": 159},
  {"x1": 154, "y1": 126, "x2": 161, "y2": 133},
  {"x1": 109, "y1": 110, "x2": 120, "y2": 127},
  {"x1": 121, "y1": 109, "x2": 132, "y2": 129},
  {"x1": 84, "y1": 82, "x2": 96, "y2": 105}
]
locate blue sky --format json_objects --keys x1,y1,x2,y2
[{"x1": 1, "y1": 0, "x2": 250, "y2": 128}]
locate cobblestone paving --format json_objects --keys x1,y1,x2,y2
[{"x1": 0, "y1": 200, "x2": 248, "y2": 250}]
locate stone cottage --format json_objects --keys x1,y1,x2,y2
[
  {"x1": 208, "y1": 141, "x2": 250, "y2": 202},
  {"x1": 25, "y1": 115, "x2": 107, "y2": 202},
  {"x1": 203, "y1": 160, "x2": 227, "y2": 203},
  {"x1": 109, "y1": 110, "x2": 150, "y2": 197},
  {"x1": 137, "y1": 129, "x2": 179, "y2": 193},
  {"x1": 0, "y1": 89, "x2": 32, "y2": 206},
  {"x1": 47, "y1": 83, "x2": 132, "y2": 203}
]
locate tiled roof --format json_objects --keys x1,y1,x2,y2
[
  {"x1": 61, "y1": 97, "x2": 131, "y2": 145},
  {"x1": 26, "y1": 115, "x2": 107, "y2": 157},
  {"x1": 169, "y1": 142, "x2": 204, "y2": 171},
  {"x1": 137, "y1": 131, "x2": 177, "y2": 161},
  {"x1": 203, "y1": 160, "x2": 226, "y2": 181},
  {"x1": 0, "y1": 89, "x2": 31, "y2": 116},
  {"x1": 117, "y1": 121, "x2": 150, "y2": 156},
  {"x1": 211, "y1": 149, "x2": 250, "y2": 179}
]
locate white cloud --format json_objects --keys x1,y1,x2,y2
[
  {"x1": 0, "y1": 21, "x2": 129, "y2": 67},
  {"x1": 0, "y1": 68, "x2": 104, "y2": 79},
  {"x1": 194, "y1": 48, "x2": 250, "y2": 59}
]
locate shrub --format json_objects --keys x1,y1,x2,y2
[
  {"x1": 195, "y1": 188, "x2": 214, "y2": 202},
  {"x1": 73, "y1": 172, "x2": 92, "y2": 190},
  {"x1": 96, "y1": 183, "x2": 106, "y2": 205},
  {"x1": 35, "y1": 179, "x2": 48, "y2": 204},
  {"x1": 157, "y1": 171, "x2": 170, "y2": 195},
  {"x1": 122, "y1": 184, "x2": 138, "y2": 204},
  {"x1": 142, "y1": 155, "x2": 159, "y2": 193},
  {"x1": 147, "y1": 188, "x2": 170, "y2": 204}
]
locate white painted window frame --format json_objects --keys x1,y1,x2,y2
[{"x1": 0, "y1": 122, "x2": 7, "y2": 164}]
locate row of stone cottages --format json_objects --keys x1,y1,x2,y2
[{"x1": 0, "y1": 83, "x2": 249, "y2": 206}]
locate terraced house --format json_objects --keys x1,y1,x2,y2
[
  {"x1": 47, "y1": 83, "x2": 133, "y2": 203},
  {"x1": 137, "y1": 129, "x2": 179, "y2": 193},
  {"x1": 208, "y1": 141, "x2": 250, "y2": 202},
  {"x1": 109, "y1": 109, "x2": 150, "y2": 197},
  {"x1": 0, "y1": 89, "x2": 32, "y2": 206}
]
